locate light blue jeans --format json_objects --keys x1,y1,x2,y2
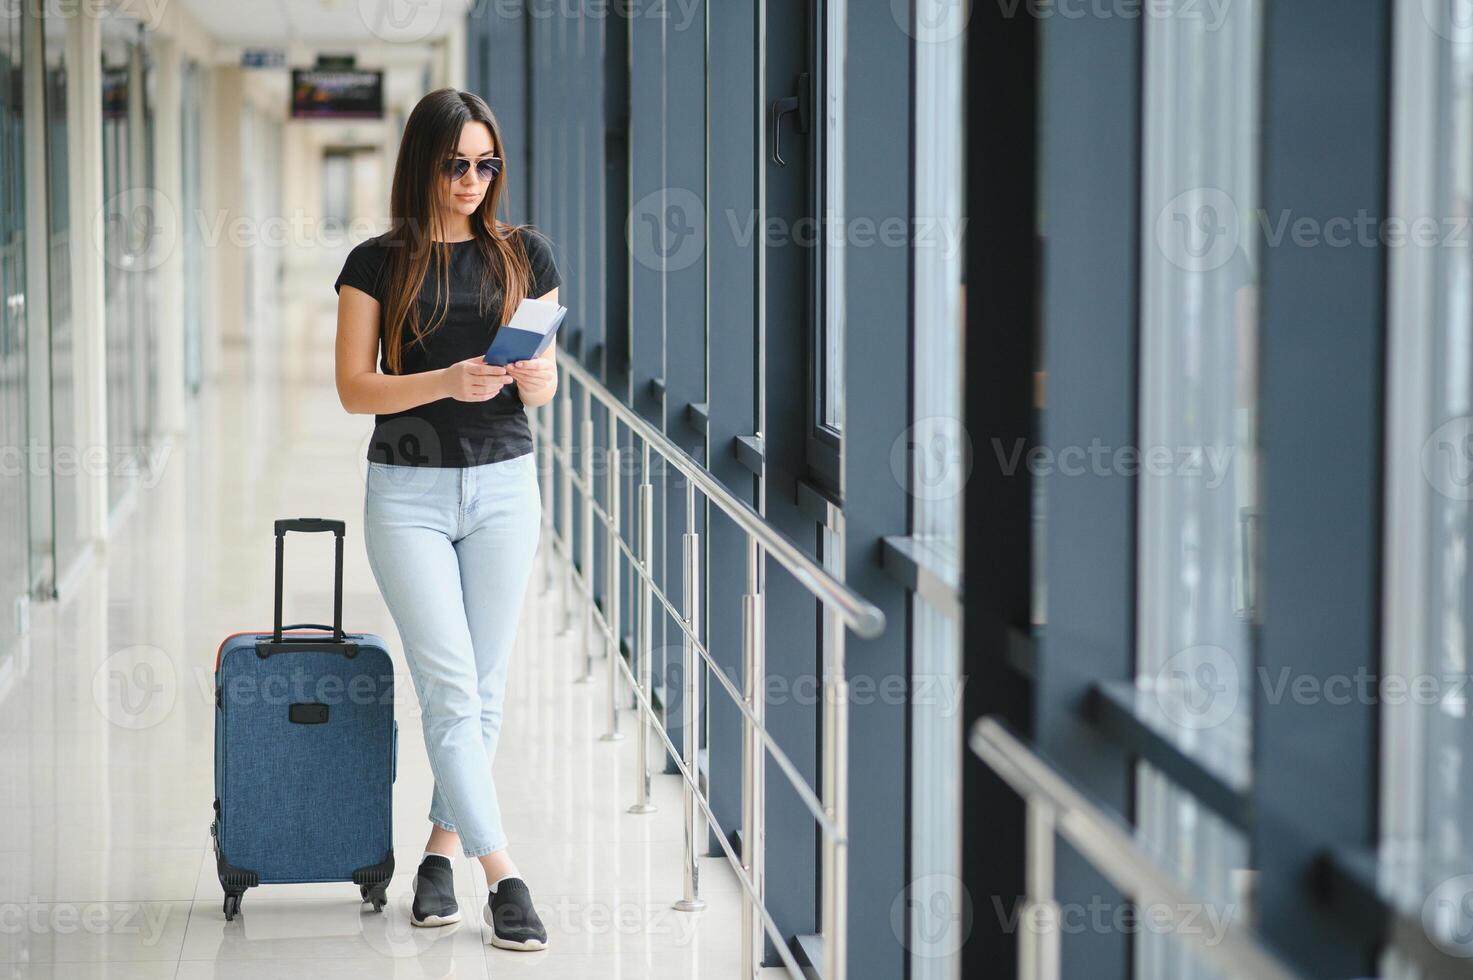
[{"x1": 362, "y1": 453, "x2": 542, "y2": 857}]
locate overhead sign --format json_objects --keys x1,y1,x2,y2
[
  {"x1": 241, "y1": 48, "x2": 286, "y2": 69},
  {"x1": 290, "y1": 69, "x2": 384, "y2": 120}
]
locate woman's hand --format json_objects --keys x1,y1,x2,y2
[
  {"x1": 442, "y1": 356, "x2": 513, "y2": 402},
  {"x1": 507, "y1": 356, "x2": 558, "y2": 405}
]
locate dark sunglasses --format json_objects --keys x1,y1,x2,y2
[{"x1": 443, "y1": 156, "x2": 503, "y2": 181}]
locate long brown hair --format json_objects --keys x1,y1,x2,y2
[{"x1": 379, "y1": 88, "x2": 533, "y2": 373}]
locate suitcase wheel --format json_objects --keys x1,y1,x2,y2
[
  {"x1": 223, "y1": 892, "x2": 242, "y2": 920},
  {"x1": 360, "y1": 882, "x2": 388, "y2": 912}
]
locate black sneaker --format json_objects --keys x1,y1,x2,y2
[
  {"x1": 484, "y1": 877, "x2": 548, "y2": 950},
  {"x1": 410, "y1": 854, "x2": 461, "y2": 927}
]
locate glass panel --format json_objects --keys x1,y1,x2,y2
[
  {"x1": 101, "y1": 27, "x2": 134, "y2": 511},
  {"x1": 137, "y1": 37, "x2": 157, "y2": 452},
  {"x1": 181, "y1": 60, "x2": 203, "y2": 393},
  {"x1": 1381, "y1": 4, "x2": 1473, "y2": 966},
  {"x1": 912, "y1": 0, "x2": 966, "y2": 548},
  {"x1": 43, "y1": 0, "x2": 79, "y2": 579},
  {"x1": 1415, "y1": 10, "x2": 1473, "y2": 884},
  {"x1": 240, "y1": 104, "x2": 255, "y2": 332},
  {"x1": 0, "y1": 1, "x2": 28, "y2": 644},
  {"x1": 820, "y1": 0, "x2": 842, "y2": 434},
  {"x1": 1135, "y1": 765, "x2": 1251, "y2": 980},
  {"x1": 99, "y1": 24, "x2": 158, "y2": 513},
  {"x1": 1137, "y1": 0, "x2": 1261, "y2": 776},
  {"x1": 1135, "y1": 1, "x2": 1262, "y2": 978},
  {"x1": 909, "y1": 2, "x2": 965, "y2": 976}
]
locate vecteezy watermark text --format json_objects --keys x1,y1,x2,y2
[
  {"x1": 994, "y1": 0, "x2": 1235, "y2": 31},
  {"x1": 991, "y1": 894, "x2": 1240, "y2": 945},
  {"x1": 0, "y1": 440, "x2": 172, "y2": 489},
  {"x1": 0, "y1": 900, "x2": 174, "y2": 945},
  {"x1": 991, "y1": 437, "x2": 1236, "y2": 490}
]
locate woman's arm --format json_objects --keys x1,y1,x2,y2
[
  {"x1": 507, "y1": 287, "x2": 560, "y2": 409},
  {"x1": 335, "y1": 284, "x2": 511, "y2": 414}
]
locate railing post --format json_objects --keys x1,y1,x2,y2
[
  {"x1": 821, "y1": 603, "x2": 848, "y2": 980},
  {"x1": 600, "y1": 411, "x2": 624, "y2": 741},
  {"x1": 740, "y1": 539, "x2": 765, "y2": 979},
  {"x1": 538, "y1": 402, "x2": 554, "y2": 596},
  {"x1": 558, "y1": 385, "x2": 574, "y2": 634},
  {"x1": 628, "y1": 442, "x2": 658, "y2": 814},
  {"x1": 576, "y1": 386, "x2": 595, "y2": 683},
  {"x1": 1020, "y1": 801, "x2": 1061, "y2": 980},
  {"x1": 674, "y1": 480, "x2": 706, "y2": 912}
]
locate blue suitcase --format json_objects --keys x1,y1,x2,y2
[{"x1": 211, "y1": 518, "x2": 397, "y2": 920}]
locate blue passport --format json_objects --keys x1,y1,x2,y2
[{"x1": 484, "y1": 298, "x2": 568, "y2": 366}]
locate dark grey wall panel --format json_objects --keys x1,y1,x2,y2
[
  {"x1": 1252, "y1": 2, "x2": 1389, "y2": 975},
  {"x1": 1035, "y1": 8, "x2": 1141, "y2": 977},
  {"x1": 627, "y1": 6, "x2": 664, "y2": 429},
  {"x1": 836, "y1": 5, "x2": 912, "y2": 979},
  {"x1": 704, "y1": 0, "x2": 761, "y2": 869},
  {"x1": 660, "y1": 1, "x2": 709, "y2": 772}
]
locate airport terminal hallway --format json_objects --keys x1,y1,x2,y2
[{"x1": 0, "y1": 296, "x2": 748, "y2": 979}]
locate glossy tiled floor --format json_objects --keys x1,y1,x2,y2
[{"x1": 0, "y1": 305, "x2": 748, "y2": 978}]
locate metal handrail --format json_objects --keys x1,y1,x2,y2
[
  {"x1": 531, "y1": 358, "x2": 886, "y2": 980},
  {"x1": 969, "y1": 717, "x2": 1301, "y2": 980},
  {"x1": 576, "y1": 564, "x2": 817, "y2": 980},
  {"x1": 539, "y1": 433, "x2": 841, "y2": 838},
  {"x1": 557, "y1": 355, "x2": 886, "y2": 639}
]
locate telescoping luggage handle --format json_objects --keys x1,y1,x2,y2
[{"x1": 271, "y1": 518, "x2": 346, "y2": 645}]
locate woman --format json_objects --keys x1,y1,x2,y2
[{"x1": 333, "y1": 87, "x2": 558, "y2": 951}]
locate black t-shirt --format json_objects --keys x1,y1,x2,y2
[{"x1": 334, "y1": 227, "x2": 561, "y2": 467}]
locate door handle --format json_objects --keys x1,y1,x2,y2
[{"x1": 771, "y1": 72, "x2": 811, "y2": 167}]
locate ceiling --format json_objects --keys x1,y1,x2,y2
[{"x1": 178, "y1": 0, "x2": 470, "y2": 46}]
